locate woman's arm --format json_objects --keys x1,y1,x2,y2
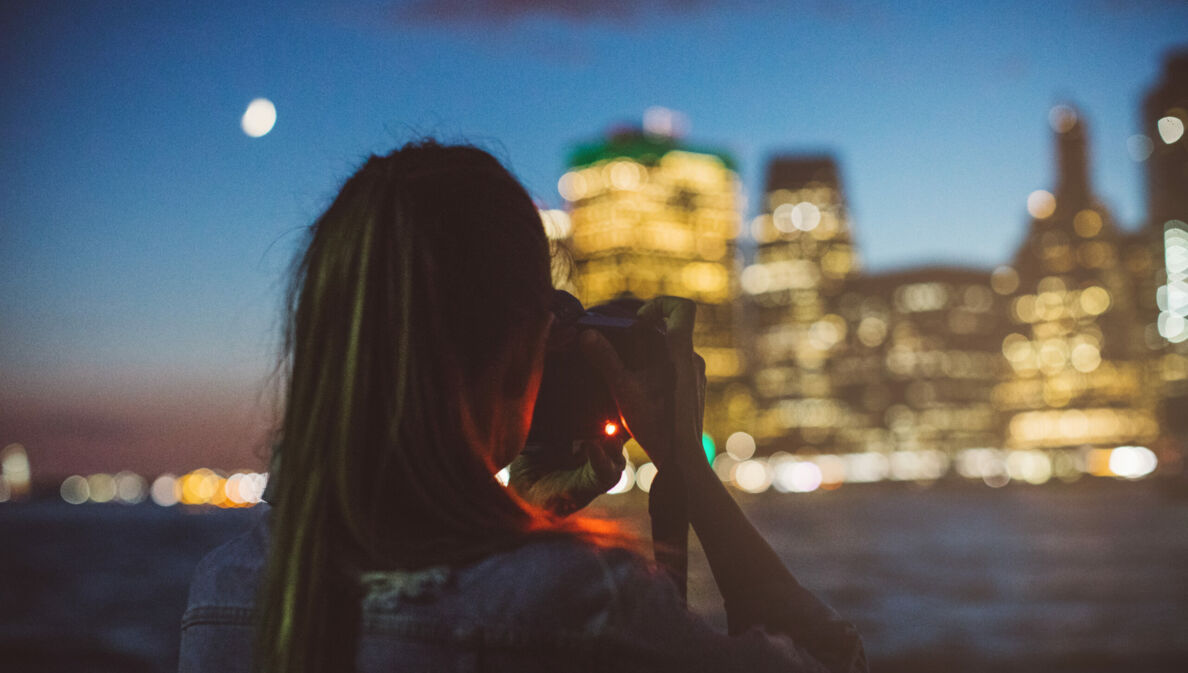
[{"x1": 580, "y1": 297, "x2": 865, "y2": 673}]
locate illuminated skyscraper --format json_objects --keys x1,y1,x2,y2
[
  {"x1": 742, "y1": 157, "x2": 861, "y2": 454},
  {"x1": 1143, "y1": 51, "x2": 1188, "y2": 440},
  {"x1": 559, "y1": 127, "x2": 747, "y2": 443},
  {"x1": 833, "y1": 268, "x2": 1007, "y2": 456},
  {"x1": 996, "y1": 106, "x2": 1158, "y2": 451},
  {"x1": 1146, "y1": 51, "x2": 1188, "y2": 235}
]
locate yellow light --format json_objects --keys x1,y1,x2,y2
[
  {"x1": 1070, "y1": 343, "x2": 1101, "y2": 373},
  {"x1": 991, "y1": 266, "x2": 1019, "y2": 295},
  {"x1": 607, "y1": 160, "x2": 643, "y2": 190},
  {"x1": 1073, "y1": 209, "x2": 1102, "y2": 237},
  {"x1": 1079, "y1": 286, "x2": 1110, "y2": 315},
  {"x1": 603, "y1": 421, "x2": 619, "y2": 437},
  {"x1": 87, "y1": 473, "x2": 116, "y2": 503}
]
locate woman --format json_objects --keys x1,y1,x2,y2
[{"x1": 179, "y1": 141, "x2": 866, "y2": 673}]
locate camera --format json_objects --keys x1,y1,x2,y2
[{"x1": 526, "y1": 291, "x2": 668, "y2": 450}]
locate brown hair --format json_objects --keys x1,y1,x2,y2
[{"x1": 255, "y1": 141, "x2": 620, "y2": 673}]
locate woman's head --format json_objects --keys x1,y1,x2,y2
[{"x1": 257, "y1": 141, "x2": 560, "y2": 673}]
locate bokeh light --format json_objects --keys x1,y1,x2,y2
[
  {"x1": 1108, "y1": 446, "x2": 1158, "y2": 479},
  {"x1": 1157, "y1": 115, "x2": 1184, "y2": 144},
  {"x1": 241, "y1": 98, "x2": 276, "y2": 137},
  {"x1": 724, "y1": 431, "x2": 756, "y2": 461},
  {"x1": 150, "y1": 474, "x2": 180, "y2": 507},
  {"x1": 1027, "y1": 190, "x2": 1057, "y2": 219},
  {"x1": 60, "y1": 475, "x2": 89, "y2": 504},
  {"x1": 734, "y1": 459, "x2": 772, "y2": 493}
]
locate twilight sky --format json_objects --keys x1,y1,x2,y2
[{"x1": 2, "y1": 0, "x2": 1186, "y2": 477}]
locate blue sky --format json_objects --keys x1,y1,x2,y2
[{"x1": 2, "y1": 0, "x2": 1186, "y2": 473}]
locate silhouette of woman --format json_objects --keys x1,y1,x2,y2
[{"x1": 179, "y1": 141, "x2": 866, "y2": 673}]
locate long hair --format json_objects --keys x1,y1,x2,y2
[{"x1": 254, "y1": 142, "x2": 613, "y2": 673}]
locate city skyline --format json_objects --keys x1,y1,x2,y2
[{"x1": 3, "y1": 2, "x2": 1187, "y2": 477}]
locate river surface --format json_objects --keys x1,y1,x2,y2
[{"x1": 2, "y1": 480, "x2": 1186, "y2": 672}]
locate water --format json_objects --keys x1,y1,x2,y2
[{"x1": 2, "y1": 480, "x2": 1186, "y2": 672}]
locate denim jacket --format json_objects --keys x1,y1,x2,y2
[{"x1": 180, "y1": 509, "x2": 866, "y2": 672}]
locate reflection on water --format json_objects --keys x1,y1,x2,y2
[{"x1": 2, "y1": 481, "x2": 1186, "y2": 672}]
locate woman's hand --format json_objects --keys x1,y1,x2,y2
[
  {"x1": 507, "y1": 438, "x2": 626, "y2": 515},
  {"x1": 579, "y1": 296, "x2": 707, "y2": 471}
]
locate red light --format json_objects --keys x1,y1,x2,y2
[{"x1": 603, "y1": 421, "x2": 619, "y2": 437}]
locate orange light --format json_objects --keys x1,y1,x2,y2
[{"x1": 603, "y1": 421, "x2": 619, "y2": 437}]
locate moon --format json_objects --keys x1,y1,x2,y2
[{"x1": 241, "y1": 98, "x2": 276, "y2": 138}]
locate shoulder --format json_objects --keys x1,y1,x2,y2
[
  {"x1": 410, "y1": 533, "x2": 677, "y2": 635},
  {"x1": 186, "y1": 508, "x2": 271, "y2": 611}
]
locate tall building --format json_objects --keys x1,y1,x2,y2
[
  {"x1": 559, "y1": 127, "x2": 748, "y2": 443},
  {"x1": 1144, "y1": 50, "x2": 1188, "y2": 442},
  {"x1": 995, "y1": 106, "x2": 1158, "y2": 451},
  {"x1": 1146, "y1": 51, "x2": 1188, "y2": 235},
  {"x1": 742, "y1": 157, "x2": 862, "y2": 454},
  {"x1": 834, "y1": 268, "x2": 1008, "y2": 457}
]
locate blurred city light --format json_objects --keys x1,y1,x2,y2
[
  {"x1": 1026, "y1": 190, "x2": 1057, "y2": 219},
  {"x1": 0, "y1": 444, "x2": 31, "y2": 501},
  {"x1": 635, "y1": 462, "x2": 658, "y2": 493},
  {"x1": 1108, "y1": 445, "x2": 1158, "y2": 479},
  {"x1": 1157, "y1": 115, "x2": 1184, "y2": 144}
]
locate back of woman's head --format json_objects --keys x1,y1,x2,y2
[{"x1": 257, "y1": 141, "x2": 556, "y2": 673}]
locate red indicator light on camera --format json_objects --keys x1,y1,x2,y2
[{"x1": 603, "y1": 421, "x2": 619, "y2": 437}]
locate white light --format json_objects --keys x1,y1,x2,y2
[
  {"x1": 724, "y1": 432, "x2": 756, "y2": 461},
  {"x1": 1109, "y1": 446, "x2": 1158, "y2": 479},
  {"x1": 606, "y1": 463, "x2": 635, "y2": 495},
  {"x1": 790, "y1": 202, "x2": 821, "y2": 231},
  {"x1": 844, "y1": 452, "x2": 890, "y2": 483},
  {"x1": 241, "y1": 98, "x2": 277, "y2": 138},
  {"x1": 734, "y1": 459, "x2": 772, "y2": 493},
  {"x1": 495, "y1": 467, "x2": 510, "y2": 486},
  {"x1": 1158, "y1": 311, "x2": 1187, "y2": 340},
  {"x1": 772, "y1": 203, "x2": 797, "y2": 233},
  {"x1": 1157, "y1": 116, "x2": 1185, "y2": 144},
  {"x1": 114, "y1": 471, "x2": 147, "y2": 504},
  {"x1": 1005, "y1": 450, "x2": 1052, "y2": 485},
  {"x1": 772, "y1": 460, "x2": 819, "y2": 493},
  {"x1": 150, "y1": 474, "x2": 179, "y2": 506},
  {"x1": 1027, "y1": 190, "x2": 1056, "y2": 219},
  {"x1": 239, "y1": 473, "x2": 268, "y2": 504}
]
